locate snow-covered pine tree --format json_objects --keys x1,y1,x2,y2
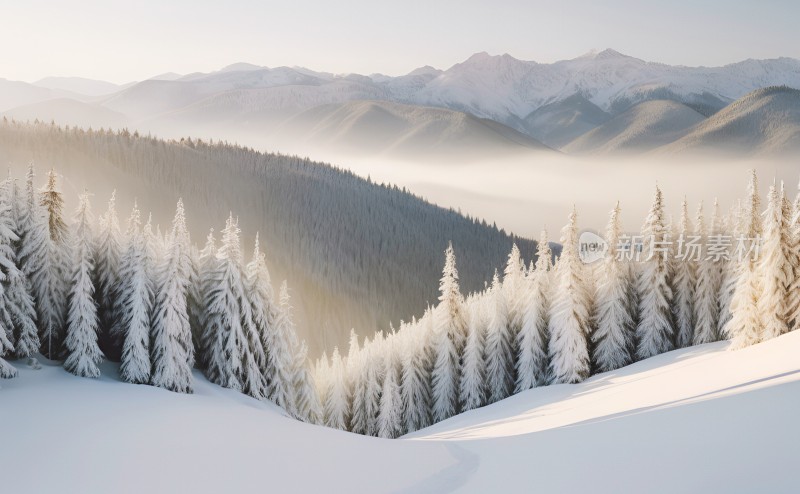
[
  {"x1": 502, "y1": 244, "x2": 525, "y2": 383},
  {"x1": 0, "y1": 179, "x2": 17, "y2": 378},
  {"x1": 430, "y1": 242, "x2": 466, "y2": 422},
  {"x1": 292, "y1": 340, "x2": 322, "y2": 424},
  {"x1": 205, "y1": 215, "x2": 265, "y2": 398},
  {"x1": 150, "y1": 200, "x2": 194, "y2": 393},
  {"x1": 460, "y1": 294, "x2": 486, "y2": 411},
  {"x1": 516, "y1": 229, "x2": 552, "y2": 391},
  {"x1": 118, "y1": 203, "x2": 153, "y2": 384},
  {"x1": 484, "y1": 271, "x2": 514, "y2": 403},
  {"x1": 757, "y1": 182, "x2": 791, "y2": 342},
  {"x1": 2, "y1": 178, "x2": 38, "y2": 360},
  {"x1": 364, "y1": 331, "x2": 385, "y2": 436},
  {"x1": 725, "y1": 171, "x2": 763, "y2": 349},
  {"x1": 718, "y1": 201, "x2": 742, "y2": 335},
  {"x1": 787, "y1": 181, "x2": 800, "y2": 330},
  {"x1": 591, "y1": 203, "x2": 636, "y2": 373},
  {"x1": 63, "y1": 192, "x2": 103, "y2": 378},
  {"x1": 547, "y1": 207, "x2": 591, "y2": 384},
  {"x1": 268, "y1": 280, "x2": 300, "y2": 413},
  {"x1": 95, "y1": 191, "x2": 123, "y2": 360},
  {"x1": 693, "y1": 202, "x2": 721, "y2": 345},
  {"x1": 41, "y1": 169, "x2": 71, "y2": 357},
  {"x1": 348, "y1": 331, "x2": 369, "y2": 434},
  {"x1": 323, "y1": 347, "x2": 350, "y2": 430},
  {"x1": 244, "y1": 233, "x2": 278, "y2": 391},
  {"x1": 377, "y1": 350, "x2": 402, "y2": 439},
  {"x1": 191, "y1": 229, "x2": 216, "y2": 369},
  {"x1": 635, "y1": 186, "x2": 675, "y2": 360},
  {"x1": 19, "y1": 165, "x2": 64, "y2": 359},
  {"x1": 672, "y1": 198, "x2": 696, "y2": 349},
  {"x1": 401, "y1": 323, "x2": 432, "y2": 432}
]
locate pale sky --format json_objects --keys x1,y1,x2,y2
[{"x1": 2, "y1": 0, "x2": 798, "y2": 84}]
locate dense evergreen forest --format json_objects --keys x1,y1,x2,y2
[{"x1": 0, "y1": 119, "x2": 536, "y2": 355}]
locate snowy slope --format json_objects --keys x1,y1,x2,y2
[
  {"x1": 3, "y1": 331, "x2": 800, "y2": 493},
  {"x1": 3, "y1": 98, "x2": 129, "y2": 130},
  {"x1": 564, "y1": 100, "x2": 706, "y2": 155},
  {"x1": 33, "y1": 76, "x2": 132, "y2": 97}
]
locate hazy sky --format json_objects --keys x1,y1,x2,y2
[{"x1": 2, "y1": 0, "x2": 798, "y2": 83}]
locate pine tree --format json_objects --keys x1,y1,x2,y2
[
  {"x1": 268, "y1": 281, "x2": 300, "y2": 414},
  {"x1": 3, "y1": 178, "x2": 38, "y2": 360},
  {"x1": 191, "y1": 229, "x2": 216, "y2": 369},
  {"x1": 460, "y1": 295, "x2": 486, "y2": 411},
  {"x1": 484, "y1": 271, "x2": 514, "y2": 403},
  {"x1": 401, "y1": 324, "x2": 432, "y2": 432},
  {"x1": 95, "y1": 191, "x2": 123, "y2": 360},
  {"x1": 718, "y1": 201, "x2": 741, "y2": 335},
  {"x1": 63, "y1": 192, "x2": 103, "y2": 378},
  {"x1": 787, "y1": 180, "x2": 800, "y2": 330},
  {"x1": 673, "y1": 198, "x2": 696, "y2": 349},
  {"x1": 693, "y1": 202, "x2": 720, "y2": 345},
  {"x1": 292, "y1": 340, "x2": 322, "y2": 424},
  {"x1": 430, "y1": 242, "x2": 466, "y2": 422},
  {"x1": 636, "y1": 186, "x2": 675, "y2": 360},
  {"x1": 0, "y1": 179, "x2": 18, "y2": 378},
  {"x1": 348, "y1": 330, "x2": 369, "y2": 435},
  {"x1": 757, "y1": 182, "x2": 791, "y2": 342},
  {"x1": 548, "y1": 208, "x2": 591, "y2": 384},
  {"x1": 364, "y1": 331, "x2": 385, "y2": 436},
  {"x1": 118, "y1": 203, "x2": 153, "y2": 384},
  {"x1": 323, "y1": 347, "x2": 350, "y2": 430},
  {"x1": 20, "y1": 166, "x2": 65, "y2": 359},
  {"x1": 725, "y1": 171, "x2": 763, "y2": 349},
  {"x1": 502, "y1": 244, "x2": 525, "y2": 384},
  {"x1": 243, "y1": 234, "x2": 272, "y2": 392},
  {"x1": 150, "y1": 200, "x2": 194, "y2": 393},
  {"x1": 377, "y1": 351, "x2": 402, "y2": 439},
  {"x1": 516, "y1": 229, "x2": 552, "y2": 391},
  {"x1": 592, "y1": 203, "x2": 636, "y2": 373}
]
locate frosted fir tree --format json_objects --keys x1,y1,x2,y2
[
  {"x1": 635, "y1": 187, "x2": 676, "y2": 360},
  {"x1": 41, "y1": 169, "x2": 71, "y2": 353},
  {"x1": 118, "y1": 203, "x2": 153, "y2": 384},
  {"x1": 150, "y1": 200, "x2": 194, "y2": 394},
  {"x1": 347, "y1": 331, "x2": 369, "y2": 435},
  {"x1": 19, "y1": 166, "x2": 65, "y2": 359},
  {"x1": 459, "y1": 296, "x2": 486, "y2": 412},
  {"x1": 377, "y1": 351, "x2": 403, "y2": 439},
  {"x1": 672, "y1": 198, "x2": 696, "y2": 349},
  {"x1": 314, "y1": 352, "x2": 330, "y2": 414},
  {"x1": 95, "y1": 191, "x2": 123, "y2": 359},
  {"x1": 243, "y1": 234, "x2": 274, "y2": 390},
  {"x1": 323, "y1": 347, "x2": 350, "y2": 430},
  {"x1": 484, "y1": 271, "x2": 514, "y2": 403},
  {"x1": 516, "y1": 229, "x2": 552, "y2": 391},
  {"x1": 718, "y1": 201, "x2": 742, "y2": 335},
  {"x1": 725, "y1": 171, "x2": 763, "y2": 349},
  {"x1": 205, "y1": 215, "x2": 265, "y2": 398},
  {"x1": 757, "y1": 183, "x2": 791, "y2": 342},
  {"x1": 63, "y1": 192, "x2": 103, "y2": 378},
  {"x1": 547, "y1": 207, "x2": 591, "y2": 384},
  {"x1": 0, "y1": 179, "x2": 18, "y2": 378},
  {"x1": 693, "y1": 202, "x2": 721, "y2": 345},
  {"x1": 401, "y1": 324, "x2": 433, "y2": 432},
  {"x1": 430, "y1": 242, "x2": 467, "y2": 422},
  {"x1": 190, "y1": 229, "x2": 216, "y2": 369},
  {"x1": 502, "y1": 244, "x2": 525, "y2": 380},
  {"x1": 787, "y1": 182, "x2": 800, "y2": 331},
  {"x1": 364, "y1": 331, "x2": 385, "y2": 436},
  {"x1": 591, "y1": 203, "x2": 636, "y2": 373},
  {"x1": 293, "y1": 340, "x2": 323, "y2": 424},
  {"x1": 268, "y1": 281, "x2": 300, "y2": 414},
  {"x1": 2, "y1": 179, "x2": 39, "y2": 360}
]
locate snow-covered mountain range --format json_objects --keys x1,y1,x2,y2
[{"x1": 3, "y1": 50, "x2": 800, "y2": 156}]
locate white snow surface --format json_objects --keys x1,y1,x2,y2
[{"x1": 3, "y1": 331, "x2": 800, "y2": 493}]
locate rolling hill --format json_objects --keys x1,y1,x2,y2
[
  {"x1": 522, "y1": 94, "x2": 611, "y2": 148},
  {"x1": 564, "y1": 100, "x2": 706, "y2": 154},
  {"x1": 3, "y1": 98, "x2": 129, "y2": 130},
  {"x1": 656, "y1": 86, "x2": 800, "y2": 156}
]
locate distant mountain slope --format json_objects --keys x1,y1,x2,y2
[
  {"x1": 274, "y1": 100, "x2": 550, "y2": 158},
  {"x1": 0, "y1": 79, "x2": 72, "y2": 112},
  {"x1": 33, "y1": 76, "x2": 132, "y2": 97},
  {"x1": 522, "y1": 94, "x2": 611, "y2": 148},
  {"x1": 657, "y1": 86, "x2": 800, "y2": 156},
  {"x1": 3, "y1": 98, "x2": 129, "y2": 130},
  {"x1": 564, "y1": 100, "x2": 706, "y2": 154},
  {"x1": 0, "y1": 121, "x2": 536, "y2": 356}
]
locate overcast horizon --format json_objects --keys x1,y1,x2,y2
[{"x1": 2, "y1": 0, "x2": 799, "y2": 84}]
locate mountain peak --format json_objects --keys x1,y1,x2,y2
[
  {"x1": 575, "y1": 48, "x2": 633, "y2": 61},
  {"x1": 219, "y1": 62, "x2": 264, "y2": 73}
]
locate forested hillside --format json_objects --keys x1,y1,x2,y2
[{"x1": 0, "y1": 119, "x2": 536, "y2": 354}]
